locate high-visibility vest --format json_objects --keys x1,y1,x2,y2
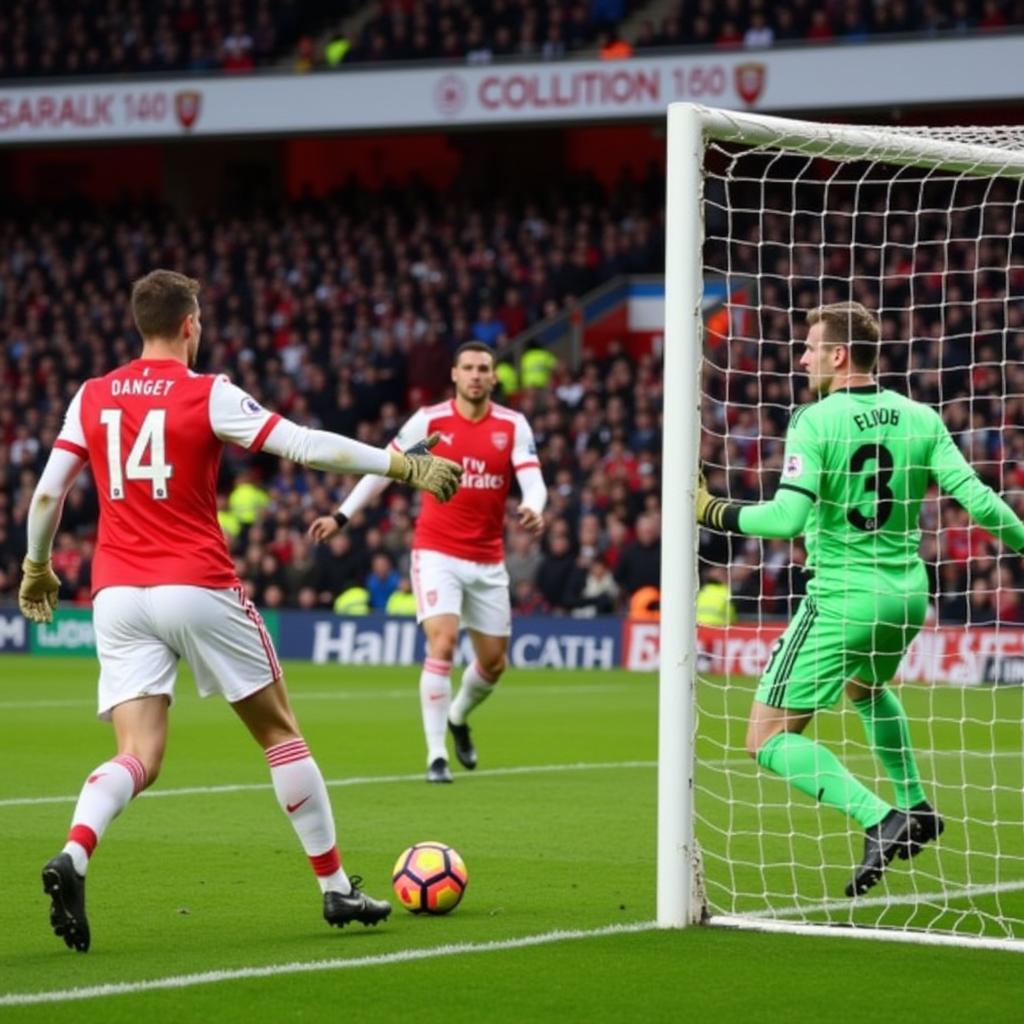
[
  {"x1": 334, "y1": 586, "x2": 371, "y2": 615},
  {"x1": 386, "y1": 590, "x2": 418, "y2": 616},
  {"x1": 495, "y1": 361, "x2": 519, "y2": 397},
  {"x1": 228, "y1": 482, "x2": 270, "y2": 525},
  {"x1": 520, "y1": 348, "x2": 557, "y2": 389},
  {"x1": 696, "y1": 582, "x2": 736, "y2": 626}
]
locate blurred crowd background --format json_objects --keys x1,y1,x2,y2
[
  {"x1": 0, "y1": 0, "x2": 1021, "y2": 625},
  {"x1": 0, "y1": 0, "x2": 1021, "y2": 77}
]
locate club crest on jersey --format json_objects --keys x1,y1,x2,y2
[
  {"x1": 426, "y1": 590, "x2": 438, "y2": 606},
  {"x1": 783, "y1": 454, "x2": 803, "y2": 478},
  {"x1": 241, "y1": 397, "x2": 263, "y2": 416},
  {"x1": 491, "y1": 432, "x2": 509, "y2": 450}
]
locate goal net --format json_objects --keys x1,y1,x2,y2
[{"x1": 659, "y1": 104, "x2": 1024, "y2": 950}]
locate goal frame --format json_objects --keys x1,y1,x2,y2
[{"x1": 657, "y1": 102, "x2": 1024, "y2": 950}]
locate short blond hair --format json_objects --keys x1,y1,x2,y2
[
  {"x1": 807, "y1": 301, "x2": 880, "y2": 372},
  {"x1": 131, "y1": 270, "x2": 200, "y2": 340}
]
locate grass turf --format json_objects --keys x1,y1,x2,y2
[{"x1": 1, "y1": 656, "x2": 1021, "y2": 1021}]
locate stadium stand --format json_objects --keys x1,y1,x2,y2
[
  {"x1": 1, "y1": 162, "x2": 1021, "y2": 620},
  {"x1": 0, "y1": 0, "x2": 1020, "y2": 78}
]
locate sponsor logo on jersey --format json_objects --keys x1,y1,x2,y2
[
  {"x1": 437, "y1": 432, "x2": 455, "y2": 446},
  {"x1": 241, "y1": 397, "x2": 263, "y2": 416},
  {"x1": 783, "y1": 454, "x2": 803, "y2": 478},
  {"x1": 491, "y1": 431, "x2": 509, "y2": 450}
]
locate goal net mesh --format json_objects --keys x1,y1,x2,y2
[{"x1": 696, "y1": 117, "x2": 1024, "y2": 940}]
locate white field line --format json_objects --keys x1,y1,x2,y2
[
  {"x1": 745, "y1": 878, "x2": 1024, "y2": 920},
  {"x1": 3, "y1": 749, "x2": 1022, "y2": 809},
  {"x1": 0, "y1": 683, "x2": 631, "y2": 712},
  {"x1": 0, "y1": 760, "x2": 658, "y2": 808},
  {"x1": 0, "y1": 921, "x2": 658, "y2": 1007}
]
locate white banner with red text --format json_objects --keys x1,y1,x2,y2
[
  {"x1": 624, "y1": 621, "x2": 1024, "y2": 685},
  {"x1": 0, "y1": 34, "x2": 1020, "y2": 143}
]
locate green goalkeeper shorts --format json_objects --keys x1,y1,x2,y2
[{"x1": 755, "y1": 569, "x2": 930, "y2": 711}]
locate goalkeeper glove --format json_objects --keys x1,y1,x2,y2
[
  {"x1": 19, "y1": 556, "x2": 61, "y2": 624},
  {"x1": 696, "y1": 471, "x2": 733, "y2": 531},
  {"x1": 386, "y1": 432, "x2": 463, "y2": 502}
]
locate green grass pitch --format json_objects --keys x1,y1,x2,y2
[{"x1": 1, "y1": 656, "x2": 1022, "y2": 1022}]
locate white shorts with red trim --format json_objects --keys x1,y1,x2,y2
[
  {"x1": 92, "y1": 585, "x2": 281, "y2": 720},
  {"x1": 410, "y1": 548, "x2": 511, "y2": 637}
]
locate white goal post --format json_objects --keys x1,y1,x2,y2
[{"x1": 659, "y1": 102, "x2": 1024, "y2": 950}]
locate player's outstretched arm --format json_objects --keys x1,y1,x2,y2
[
  {"x1": 696, "y1": 469, "x2": 813, "y2": 539},
  {"x1": 262, "y1": 421, "x2": 461, "y2": 503},
  {"x1": 19, "y1": 448, "x2": 85, "y2": 623},
  {"x1": 930, "y1": 418, "x2": 1024, "y2": 552},
  {"x1": 307, "y1": 434, "x2": 449, "y2": 543}
]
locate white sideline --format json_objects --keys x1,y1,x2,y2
[
  {"x1": 0, "y1": 921, "x2": 659, "y2": 1007},
  {"x1": 0, "y1": 760, "x2": 658, "y2": 808}
]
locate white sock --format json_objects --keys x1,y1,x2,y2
[
  {"x1": 419, "y1": 657, "x2": 453, "y2": 765},
  {"x1": 62, "y1": 754, "x2": 146, "y2": 875},
  {"x1": 449, "y1": 660, "x2": 498, "y2": 726},
  {"x1": 266, "y1": 739, "x2": 351, "y2": 895}
]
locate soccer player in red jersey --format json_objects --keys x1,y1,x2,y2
[
  {"x1": 309, "y1": 342, "x2": 547, "y2": 782},
  {"x1": 18, "y1": 270, "x2": 462, "y2": 952}
]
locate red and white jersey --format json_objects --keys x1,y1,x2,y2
[
  {"x1": 392, "y1": 400, "x2": 540, "y2": 563},
  {"x1": 54, "y1": 358, "x2": 281, "y2": 594}
]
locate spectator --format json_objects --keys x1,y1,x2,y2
[
  {"x1": 366, "y1": 552, "x2": 400, "y2": 610},
  {"x1": 614, "y1": 513, "x2": 661, "y2": 600}
]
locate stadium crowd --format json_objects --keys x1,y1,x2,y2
[
  {"x1": 0, "y1": 0, "x2": 1021, "y2": 79},
  {"x1": 1, "y1": 166, "x2": 1021, "y2": 624}
]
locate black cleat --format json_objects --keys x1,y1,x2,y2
[
  {"x1": 845, "y1": 809, "x2": 922, "y2": 898},
  {"x1": 447, "y1": 720, "x2": 477, "y2": 770},
  {"x1": 323, "y1": 876, "x2": 392, "y2": 928},
  {"x1": 426, "y1": 757, "x2": 453, "y2": 783},
  {"x1": 42, "y1": 852, "x2": 90, "y2": 953},
  {"x1": 900, "y1": 800, "x2": 945, "y2": 860}
]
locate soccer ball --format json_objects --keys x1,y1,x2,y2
[{"x1": 392, "y1": 841, "x2": 468, "y2": 915}]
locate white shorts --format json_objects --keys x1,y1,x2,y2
[
  {"x1": 410, "y1": 549, "x2": 511, "y2": 637},
  {"x1": 92, "y1": 585, "x2": 282, "y2": 720}
]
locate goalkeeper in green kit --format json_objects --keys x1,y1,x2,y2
[{"x1": 698, "y1": 302, "x2": 1024, "y2": 897}]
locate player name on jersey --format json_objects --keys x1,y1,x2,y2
[
  {"x1": 109, "y1": 378, "x2": 177, "y2": 396},
  {"x1": 852, "y1": 407, "x2": 900, "y2": 431}
]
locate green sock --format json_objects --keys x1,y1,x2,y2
[
  {"x1": 852, "y1": 688, "x2": 927, "y2": 809},
  {"x1": 757, "y1": 732, "x2": 891, "y2": 829}
]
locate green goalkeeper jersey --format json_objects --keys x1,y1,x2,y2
[{"x1": 737, "y1": 385, "x2": 1024, "y2": 588}]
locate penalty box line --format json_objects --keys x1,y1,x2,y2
[
  {"x1": 0, "y1": 760, "x2": 659, "y2": 809},
  {"x1": 0, "y1": 921, "x2": 659, "y2": 1007}
]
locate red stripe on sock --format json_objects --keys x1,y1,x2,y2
[
  {"x1": 112, "y1": 754, "x2": 147, "y2": 796},
  {"x1": 266, "y1": 739, "x2": 311, "y2": 767},
  {"x1": 309, "y1": 846, "x2": 341, "y2": 877},
  {"x1": 68, "y1": 824, "x2": 98, "y2": 857},
  {"x1": 424, "y1": 659, "x2": 452, "y2": 676}
]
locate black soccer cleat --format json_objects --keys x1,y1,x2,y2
[
  {"x1": 426, "y1": 757, "x2": 453, "y2": 783},
  {"x1": 42, "y1": 852, "x2": 90, "y2": 953},
  {"x1": 845, "y1": 809, "x2": 923, "y2": 898},
  {"x1": 447, "y1": 719, "x2": 477, "y2": 770},
  {"x1": 323, "y1": 876, "x2": 392, "y2": 928},
  {"x1": 899, "y1": 800, "x2": 945, "y2": 860}
]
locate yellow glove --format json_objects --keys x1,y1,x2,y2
[
  {"x1": 386, "y1": 432, "x2": 463, "y2": 503},
  {"x1": 19, "y1": 556, "x2": 61, "y2": 623},
  {"x1": 696, "y1": 471, "x2": 729, "y2": 530}
]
